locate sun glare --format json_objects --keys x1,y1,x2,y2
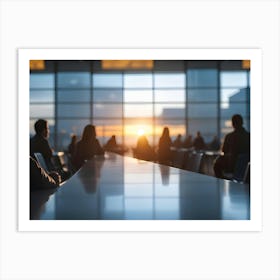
[{"x1": 137, "y1": 128, "x2": 146, "y2": 136}]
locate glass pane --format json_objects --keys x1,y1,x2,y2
[
  {"x1": 57, "y1": 72, "x2": 91, "y2": 88},
  {"x1": 124, "y1": 90, "x2": 153, "y2": 102},
  {"x1": 124, "y1": 104, "x2": 153, "y2": 118},
  {"x1": 57, "y1": 119, "x2": 90, "y2": 136},
  {"x1": 220, "y1": 103, "x2": 248, "y2": 118},
  {"x1": 154, "y1": 73, "x2": 185, "y2": 88},
  {"x1": 30, "y1": 104, "x2": 54, "y2": 118},
  {"x1": 154, "y1": 89, "x2": 185, "y2": 102},
  {"x1": 187, "y1": 69, "x2": 218, "y2": 88},
  {"x1": 30, "y1": 74, "x2": 54, "y2": 89},
  {"x1": 124, "y1": 121, "x2": 153, "y2": 147},
  {"x1": 57, "y1": 104, "x2": 90, "y2": 117},
  {"x1": 93, "y1": 74, "x2": 122, "y2": 88},
  {"x1": 220, "y1": 117, "x2": 250, "y2": 138},
  {"x1": 155, "y1": 104, "x2": 185, "y2": 118},
  {"x1": 124, "y1": 73, "x2": 152, "y2": 88},
  {"x1": 221, "y1": 88, "x2": 248, "y2": 103},
  {"x1": 57, "y1": 90, "x2": 90, "y2": 102},
  {"x1": 94, "y1": 120, "x2": 123, "y2": 145},
  {"x1": 188, "y1": 104, "x2": 218, "y2": 118},
  {"x1": 94, "y1": 119, "x2": 123, "y2": 126},
  {"x1": 94, "y1": 89, "x2": 123, "y2": 103},
  {"x1": 56, "y1": 119, "x2": 90, "y2": 149},
  {"x1": 187, "y1": 119, "x2": 218, "y2": 142},
  {"x1": 30, "y1": 90, "x2": 54, "y2": 103},
  {"x1": 155, "y1": 122, "x2": 185, "y2": 144},
  {"x1": 220, "y1": 71, "x2": 248, "y2": 87},
  {"x1": 93, "y1": 104, "x2": 122, "y2": 118},
  {"x1": 188, "y1": 89, "x2": 218, "y2": 102}
]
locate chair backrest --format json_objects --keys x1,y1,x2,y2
[
  {"x1": 186, "y1": 152, "x2": 203, "y2": 173},
  {"x1": 233, "y1": 153, "x2": 250, "y2": 182},
  {"x1": 172, "y1": 150, "x2": 186, "y2": 169},
  {"x1": 34, "y1": 153, "x2": 49, "y2": 172},
  {"x1": 57, "y1": 152, "x2": 67, "y2": 168},
  {"x1": 51, "y1": 152, "x2": 69, "y2": 173},
  {"x1": 243, "y1": 162, "x2": 250, "y2": 184}
]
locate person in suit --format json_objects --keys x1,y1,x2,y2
[
  {"x1": 30, "y1": 119, "x2": 53, "y2": 170},
  {"x1": 173, "y1": 134, "x2": 183, "y2": 149},
  {"x1": 157, "y1": 127, "x2": 172, "y2": 164},
  {"x1": 214, "y1": 114, "x2": 250, "y2": 178},
  {"x1": 183, "y1": 135, "x2": 193, "y2": 149},
  {"x1": 72, "y1": 125, "x2": 104, "y2": 170},
  {"x1": 30, "y1": 156, "x2": 60, "y2": 191},
  {"x1": 193, "y1": 131, "x2": 206, "y2": 151}
]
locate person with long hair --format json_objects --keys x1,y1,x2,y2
[
  {"x1": 157, "y1": 127, "x2": 172, "y2": 164},
  {"x1": 72, "y1": 125, "x2": 104, "y2": 170}
]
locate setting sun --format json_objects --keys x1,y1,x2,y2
[{"x1": 137, "y1": 128, "x2": 146, "y2": 136}]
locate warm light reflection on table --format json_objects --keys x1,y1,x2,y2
[{"x1": 30, "y1": 153, "x2": 250, "y2": 220}]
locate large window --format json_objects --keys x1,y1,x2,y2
[
  {"x1": 29, "y1": 60, "x2": 250, "y2": 151},
  {"x1": 220, "y1": 70, "x2": 250, "y2": 137},
  {"x1": 30, "y1": 73, "x2": 55, "y2": 146},
  {"x1": 186, "y1": 68, "x2": 219, "y2": 142}
]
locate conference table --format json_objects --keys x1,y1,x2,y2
[{"x1": 30, "y1": 152, "x2": 250, "y2": 220}]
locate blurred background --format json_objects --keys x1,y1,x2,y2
[{"x1": 29, "y1": 60, "x2": 250, "y2": 152}]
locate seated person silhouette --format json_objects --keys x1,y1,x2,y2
[
  {"x1": 193, "y1": 131, "x2": 206, "y2": 150},
  {"x1": 30, "y1": 119, "x2": 54, "y2": 170},
  {"x1": 104, "y1": 135, "x2": 118, "y2": 152},
  {"x1": 173, "y1": 134, "x2": 183, "y2": 149},
  {"x1": 67, "y1": 134, "x2": 77, "y2": 158},
  {"x1": 214, "y1": 114, "x2": 250, "y2": 179},
  {"x1": 134, "y1": 135, "x2": 155, "y2": 161},
  {"x1": 208, "y1": 135, "x2": 221, "y2": 151},
  {"x1": 30, "y1": 156, "x2": 61, "y2": 191},
  {"x1": 157, "y1": 127, "x2": 172, "y2": 164},
  {"x1": 72, "y1": 125, "x2": 104, "y2": 170},
  {"x1": 183, "y1": 135, "x2": 193, "y2": 149}
]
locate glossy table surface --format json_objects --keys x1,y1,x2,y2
[{"x1": 30, "y1": 152, "x2": 250, "y2": 220}]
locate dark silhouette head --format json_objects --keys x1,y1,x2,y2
[
  {"x1": 137, "y1": 135, "x2": 149, "y2": 148},
  {"x1": 34, "y1": 119, "x2": 49, "y2": 138},
  {"x1": 232, "y1": 114, "x2": 243, "y2": 129},
  {"x1": 162, "y1": 127, "x2": 170, "y2": 138},
  {"x1": 70, "y1": 134, "x2": 77, "y2": 144},
  {"x1": 197, "y1": 131, "x2": 201, "y2": 137},
  {"x1": 81, "y1": 125, "x2": 96, "y2": 142}
]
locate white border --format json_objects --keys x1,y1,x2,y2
[{"x1": 18, "y1": 49, "x2": 262, "y2": 231}]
